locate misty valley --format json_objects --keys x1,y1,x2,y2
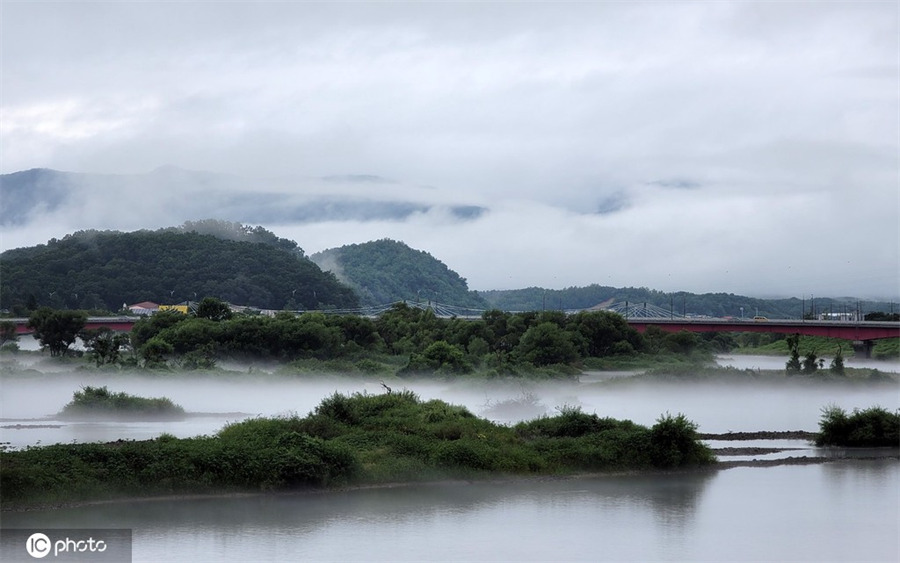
[
  {"x1": 1, "y1": 224, "x2": 898, "y2": 561},
  {"x1": 4, "y1": 0, "x2": 899, "y2": 559}
]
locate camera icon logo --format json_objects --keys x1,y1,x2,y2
[{"x1": 26, "y1": 533, "x2": 51, "y2": 559}]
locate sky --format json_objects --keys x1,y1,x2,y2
[{"x1": 1, "y1": 1, "x2": 898, "y2": 299}]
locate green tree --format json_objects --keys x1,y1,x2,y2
[
  {"x1": 663, "y1": 330, "x2": 701, "y2": 355},
  {"x1": 785, "y1": 334, "x2": 802, "y2": 374},
  {"x1": 567, "y1": 311, "x2": 641, "y2": 357},
  {"x1": 130, "y1": 310, "x2": 187, "y2": 349},
  {"x1": 195, "y1": 297, "x2": 233, "y2": 321},
  {"x1": 81, "y1": 327, "x2": 129, "y2": 366},
  {"x1": 802, "y1": 350, "x2": 819, "y2": 374},
  {"x1": 514, "y1": 322, "x2": 579, "y2": 366},
  {"x1": 404, "y1": 340, "x2": 471, "y2": 374},
  {"x1": 27, "y1": 308, "x2": 87, "y2": 356},
  {"x1": 829, "y1": 346, "x2": 845, "y2": 376},
  {"x1": 140, "y1": 337, "x2": 173, "y2": 367}
]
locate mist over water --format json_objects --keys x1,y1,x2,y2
[{"x1": 2, "y1": 355, "x2": 898, "y2": 450}]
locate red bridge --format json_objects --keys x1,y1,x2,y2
[{"x1": 11, "y1": 317, "x2": 141, "y2": 335}]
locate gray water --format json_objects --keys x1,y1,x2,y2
[
  {"x1": 3, "y1": 461, "x2": 898, "y2": 562},
  {"x1": 716, "y1": 353, "x2": 900, "y2": 373}
]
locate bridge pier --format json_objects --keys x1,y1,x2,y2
[{"x1": 851, "y1": 340, "x2": 874, "y2": 359}]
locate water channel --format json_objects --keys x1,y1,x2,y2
[{"x1": 1, "y1": 354, "x2": 898, "y2": 561}]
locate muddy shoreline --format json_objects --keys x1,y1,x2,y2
[{"x1": 699, "y1": 430, "x2": 818, "y2": 441}]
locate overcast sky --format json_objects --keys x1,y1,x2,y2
[{"x1": 2, "y1": 1, "x2": 898, "y2": 299}]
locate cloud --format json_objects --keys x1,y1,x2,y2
[{"x1": 0, "y1": 2, "x2": 897, "y2": 298}]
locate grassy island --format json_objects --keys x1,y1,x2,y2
[
  {"x1": 1, "y1": 391, "x2": 713, "y2": 509},
  {"x1": 57, "y1": 386, "x2": 186, "y2": 420}
]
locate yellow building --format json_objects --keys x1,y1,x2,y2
[{"x1": 159, "y1": 304, "x2": 190, "y2": 314}]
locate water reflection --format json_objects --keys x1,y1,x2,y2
[
  {"x1": 3, "y1": 472, "x2": 718, "y2": 562},
  {"x1": 5, "y1": 462, "x2": 897, "y2": 562}
]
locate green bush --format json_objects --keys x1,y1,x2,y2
[
  {"x1": 59, "y1": 386, "x2": 185, "y2": 419},
  {"x1": 433, "y1": 439, "x2": 496, "y2": 470},
  {"x1": 515, "y1": 406, "x2": 621, "y2": 439},
  {"x1": 816, "y1": 405, "x2": 900, "y2": 447},
  {"x1": 650, "y1": 413, "x2": 715, "y2": 468}
]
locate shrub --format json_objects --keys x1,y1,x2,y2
[
  {"x1": 433, "y1": 439, "x2": 495, "y2": 470},
  {"x1": 816, "y1": 405, "x2": 900, "y2": 447},
  {"x1": 515, "y1": 406, "x2": 619, "y2": 439},
  {"x1": 59, "y1": 386, "x2": 185, "y2": 419},
  {"x1": 315, "y1": 392, "x2": 360, "y2": 424},
  {"x1": 649, "y1": 413, "x2": 714, "y2": 468}
]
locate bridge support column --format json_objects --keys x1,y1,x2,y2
[{"x1": 851, "y1": 340, "x2": 874, "y2": 359}]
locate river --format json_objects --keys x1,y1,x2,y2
[
  {"x1": 1, "y1": 355, "x2": 898, "y2": 562},
  {"x1": 2, "y1": 460, "x2": 897, "y2": 562}
]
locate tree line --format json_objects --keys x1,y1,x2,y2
[{"x1": 16, "y1": 301, "x2": 719, "y2": 375}]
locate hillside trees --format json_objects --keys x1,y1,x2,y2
[
  {"x1": 310, "y1": 239, "x2": 488, "y2": 308},
  {"x1": 0, "y1": 226, "x2": 358, "y2": 312}
]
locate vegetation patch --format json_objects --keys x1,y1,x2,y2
[
  {"x1": 1, "y1": 391, "x2": 714, "y2": 508},
  {"x1": 58, "y1": 386, "x2": 186, "y2": 420},
  {"x1": 815, "y1": 405, "x2": 900, "y2": 448}
]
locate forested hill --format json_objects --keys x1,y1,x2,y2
[
  {"x1": 480, "y1": 285, "x2": 893, "y2": 320},
  {"x1": 310, "y1": 239, "x2": 489, "y2": 309},
  {"x1": 0, "y1": 224, "x2": 358, "y2": 313}
]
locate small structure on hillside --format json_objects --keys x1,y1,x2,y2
[{"x1": 127, "y1": 301, "x2": 160, "y2": 315}]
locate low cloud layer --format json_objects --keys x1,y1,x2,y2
[{"x1": 1, "y1": 2, "x2": 897, "y2": 298}]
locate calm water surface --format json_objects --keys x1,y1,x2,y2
[{"x1": 3, "y1": 460, "x2": 897, "y2": 562}]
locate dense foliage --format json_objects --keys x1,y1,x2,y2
[
  {"x1": 119, "y1": 304, "x2": 715, "y2": 375},
  {"x1": 58, "y1": 386, "x2": 186, "y2": 420},
  {"x1": 815, "y1": 405, "x2": 900, "y2": 447},
  {"x1": 0, "y1": 223, "x2": 358, "y2": 313},
  {"x1": 310, "y1": 239, "x2": 488, "y2": 308},
  {"x1": 0, "y1": 391, "x2": 714, "y2": 507}
]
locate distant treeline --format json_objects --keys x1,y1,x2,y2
[
  {"x1": 480, "y1": 285, "x2": 897, "y2": 320},
  {"x1": 2, "y1": 221, "x2": 895, "y2": 322}
]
